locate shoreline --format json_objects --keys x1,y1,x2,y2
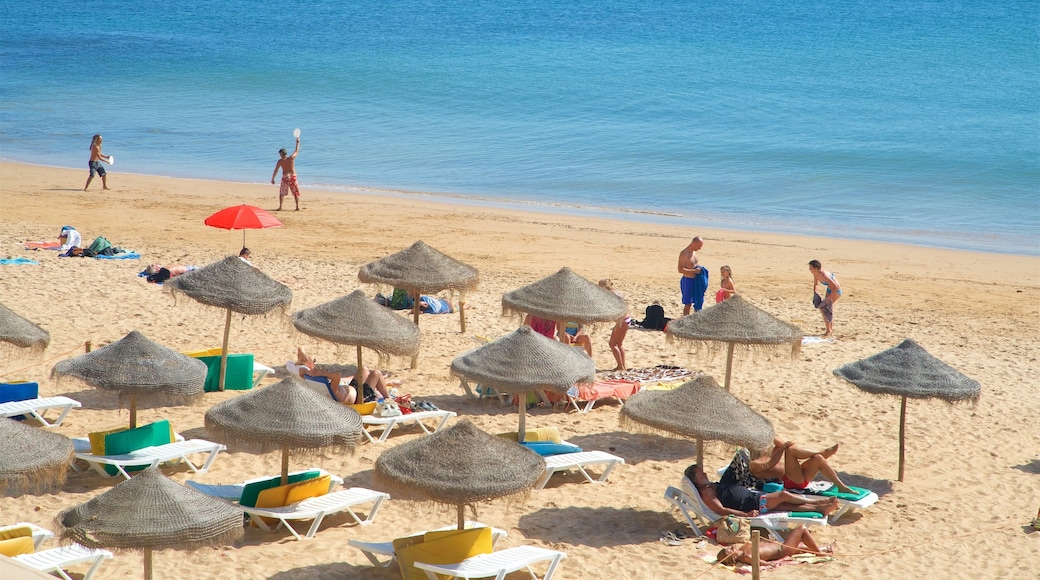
[{"x1": 3, "y1": 158, "x2": 1033, "y2": 257}]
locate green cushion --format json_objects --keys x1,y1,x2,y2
[
  {"x1": 195, "y1": 354, "x2": 255, "y2": 392},
  {"x1": 790, "y1": 511, "x2": 825, "y2": 519},
  {"x1": 102, "y1": 420, "x2": 173, "y2": 475},
  {"x1": 240, "y1": 471, "x2": 321, "y2": 508},
  {"x1": 818, "y1": 485, "x2": 871, "y2": 501}
]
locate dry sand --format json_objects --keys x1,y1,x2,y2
[{"x1": 1, "y1": 161, "x2": 1038, "y2": 579}]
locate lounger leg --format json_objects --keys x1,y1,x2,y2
[
  {"x1": 376, "y1": 420, "x2": 398, "y2": 443},
  {"x1": 597, "y1": 461, "x2": 619, "y2": 483},
  {"x1": 434, "y1": 413, "x2": 451, "y2": 432},
  {"x1": 346, "y1": 494, "x2": 386, "y2": 526},
  {"x1": 305, "y1": 512, "x2": 328, "y2": 539},
  {"x1": 540, "y1": 553, "x2": 565, "y2": 580},
  {"x1": 198, "y1": 448, "x2": 222, "y2": 472},
  {"x1": 82, "y1": 554, "x2": 107, "y2": 580},
  {"x1": 360, "y1": 427, "x2": 378, "y2": 445},
  {"x1": 533, "y1": 468, "x2": 555, "y2": 490}
]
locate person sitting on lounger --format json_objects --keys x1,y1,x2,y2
[
  {"x1": 522, "y1": 315, "x2": 593, "y2": 357},
  {"x1": 717, "y1": 524, "x2": 835, "y2": 565},
  {"x1": 686, "y1": 464, "x2": 839, "y2": 517},
  {"x1": 749, "y1": 438, "x2": 855, "y2": 494},
  {"x1": 294, "y1": 347, "x2": 401, "y2": 404}
]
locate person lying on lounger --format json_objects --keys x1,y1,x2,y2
[
  {"x1": 294, "y1": 347, "x2": 401, "y2": 404},
  {"x1": 717, "y1": 524, "x2": 836, "y2": 565},
  {"x1": 686, "y1": 464, "x2": 839, "y2": 517},
  {"x1": 749, "y1": 438, "x2": 855, "y2": 494}
]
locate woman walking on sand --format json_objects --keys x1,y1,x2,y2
[
  {"x1": 83, "y1": 134, "x2": 112, "y2": 191},
  {"x1": 599, "y1": 279, "x2": 629, "y2": 371}
]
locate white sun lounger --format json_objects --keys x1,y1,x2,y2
[
  {"x1": 349, "y1": 521, "x2": 508, "y2": 568},
  {"x1": 238, "y1": 487, "x2": 390, "y2": 541},
  {"x1": 413, "y1": 545, "x2": 567, "y2": 580},
  {"x1": 0, "y1": 522, "x2": 54, "y2": 551},
  {"x1": 72, "y1": 438, "x2": 226, "y2": 480},
  {"x1": 0, "y1": 397, "x2": 81, "y2": 428},
  {"x1": 185, "y1": 469, "x2": 344, "y2": 501},
  {"x1": 663, "y1": 478, "x2": 827, "y2": 542},
  {"x1": 361, "y1": 409, "x2": 457, "y2": 444},
  {"x1": 534, "y1": 450, "x2": 625, "y2": 490},
  {"x1": 13, "y1": 544, "x2": 113, "y2": 580}
]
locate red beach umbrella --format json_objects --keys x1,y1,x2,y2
[{"x1": 204, "y1": 204, "x2": 282, "y2": 247}]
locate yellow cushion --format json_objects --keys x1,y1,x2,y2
[
  {"x1": 0, "y1": 536, "x2": 34, "y2": 557},
  {"x1": 183, "y1": 348, "x2": 223, "y2": 357},
  {"x1": 0, "y1": 526, "x2": 32, "y2": 541},
  {"x1": 88, "y1": 426, "x2": 129, "y2": 455},
  {"x1": 251, "y1": 475, "x2": 331, "y2": 528},
  {"x1": 395, "y1": 527, "x2": 493, "y2": 580},
  {"x1": 495, "y1": 426, "x2": 562, "y2": 444},
  {"x1": 348, "y1": 402, "x2": 377, "y2": 415}
]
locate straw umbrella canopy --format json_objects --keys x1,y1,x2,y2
[
  {"x1": 0, "y1": 302, "x2": 50, "y2": 356},
  {"x1": 501, "y1": 267, "x2": 627, "y2": 338},
  {"x1": 374, "y1": 420, "x2": 545, "y2": 530},
  {"x1": 292, "y1": 289, "x2": 420, "y2": 375},
  {"x1": 833, "y1": 338, "x2": 981, "y2": 481},
  {"x1": 620, "y1": 374, "x2": 775, "y2": 467},
  {"x1": 205, "y1": 376, "x2": 363, "y2": 485},
  {"x1": 166, "y1": 256, "x2": 292, "y2": 391},
  {"x1": 358, "y1": 240, "x2": 479, "y2": 330},
  {"x1": 665, "y1": 295, "x2": 803, "y2": 391},
  {"x1": 51, "y1": 331, "x2": 206, "y2": 428},
  {"x1": 55, "y1": 468, "x2": 243, "y2": 580},
  {"x1": 450, "y1": 326, "x2": 595, "y2": 442},
  {"x1": 0, "y1": 417, "x2": 75, "y2": 496}
]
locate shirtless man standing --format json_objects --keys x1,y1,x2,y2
[
  {"x1": 678, "y1": 236, "x2": 708, "y2": 315},
  {"x1": 83, "y1": 134, "x2": 111, "y2": 191},
  {"x1": 271, "y1": 137, "x2": 301, "y2": 210}
]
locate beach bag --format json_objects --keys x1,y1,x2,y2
[
  {"x1": 389, "y1": 288, "x2": 414, "y2": 310},
  {"x1": 713, "y1": 515, "x2": 750, "y2": 545},
  {"x1": 640, "y1": 304, "x2": 669, "y2": 331},
  {"x1": 374, "y1": 399, "x2": 402, "y2": 418},
  {"x1": 86, "y1": 236, "x2": 112, "y2": 255}
]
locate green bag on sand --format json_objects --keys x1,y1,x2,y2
[{"x1": 86, "y1": 236, "x2": 112, "y2": 254}]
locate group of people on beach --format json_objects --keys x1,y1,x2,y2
[{"x1": 678, "y1": 235, "x2": 841, "y2": 338}]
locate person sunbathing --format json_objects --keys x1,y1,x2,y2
[
  {"x1": 750, "y1": 438, "x2": 855, "y2": 493},
  {"x1": 717, "y1": 524, "x2": 835, "y2": 565},
  {"x1": 686, "y1": 464, "x2": 839, "y2": 517},
  {"x1": 144, "y1": 263, "x2": 197, "y2": 283},
  {"x1": 294, "y1": 347, "x2": 401, "y2": 404}
]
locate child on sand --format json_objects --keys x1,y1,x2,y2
[{"x1": 716, "y1": 265, "x2": 736, "y2": 303}]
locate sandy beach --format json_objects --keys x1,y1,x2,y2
[{"x1": 1, "y1": 161, "x2": 1037, "y2": 579}]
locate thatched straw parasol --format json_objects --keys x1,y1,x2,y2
[
  {"x1": 51, "y1": 331, "x2": 206, "y2": 428},
  {"x1": 450, "y1": 326, "x2": 595, "y2": 442},
  {"x1": 358, "y1": 240, "x2": 479, "y2": 331},
  {"x1": 833, "y1": 338, "x2": 981, "y2": 481},
  {"x1": 0, "y1": 302, "x2": 50, "y2": 356},
  {"x1": 166, "y1": 256, "x2": 292, "y2": 391},
  {"x1": 55, "y1": 468, "x2": 243, "y2": 580},
  {"x1": 501, "y1": 267, "x2": 626, "y2": 337},
  {"x1": 374, "y1": 420, "x2": 544, "y2": 529},
  {"x1": 205, "y1": 376, "x2": 362, "y2": 485},
  {"x1": 620, "y1": 374, "x2": 775, "y2": 467},
  {"x1": 0, "y1": 417, "x2": 75, "y2": 496},
  {"x1": 665, "y1": 295, "x2": 803, "y2": 391},
  {"x1": 292, "y1": 289, "x2": 420, "y2": 375}
]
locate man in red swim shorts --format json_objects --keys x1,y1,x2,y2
[{"x1": 271, "y1": 136, "x2": 301, "y2": 210}]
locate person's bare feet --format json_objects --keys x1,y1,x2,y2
[
  {"x1": 387, "y1": 379, "x2": 404, "y2": 387},
  {"x1": 836, "y1": 483, "x2": 855, "y2": 494},
  {"x1": 822, "y1": 541, "x2": 837, "y2": 554},
  {"x1": 103, "y1": 187, "x2": 111, "y2": 190},
  {"x1": 822, "y1": 443, "x2": 839, "y2": 459},
  {"x1": 820, "y1": 498, "x2": 840, "y2": 516}
]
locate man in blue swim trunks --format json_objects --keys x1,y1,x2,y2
[{"x1": 678, "y1": 236, "x2": 709, "y2": 315}]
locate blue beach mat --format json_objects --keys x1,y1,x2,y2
[
  {"x1": 0, "y1": 258, "x2": 40, "y2": 265},
  {"x1": 95, "y1": 251, "x2": 141, "y2": 260}
]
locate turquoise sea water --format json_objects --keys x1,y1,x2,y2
[{"x1": 1, "y1": 0, "x2": 1037, "y2": 255}]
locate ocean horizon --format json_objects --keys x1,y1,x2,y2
[{"x1": 2, "y1": 0, "x2": 1037, "y2": 256}]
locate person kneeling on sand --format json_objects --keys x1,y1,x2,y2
[
  {"x1": 686, "y1": 464, "x2": 839, "y2": 517},
  {"x1": 750, "y1": 437, "x2": 855, "y2": 494},
  {"x1": 293, "y1": 347, "x2": 401, "y2": 404},
  {"x1": 717, "y1": 524, "x2": 835, "y2": 565}
]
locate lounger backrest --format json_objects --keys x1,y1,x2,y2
[{"x1": 0, "y1": 382, "x2": 39, "y2": 404}]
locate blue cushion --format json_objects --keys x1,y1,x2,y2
[
  {"x1": 0, "y1": 382, "x2": 39, "y2": 404},
  {"x1": 521, "y1": 441, "x2": 582, "y2": 456}
]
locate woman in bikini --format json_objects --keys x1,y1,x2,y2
[
  {"x1": 293, "y1": 347, "x2": 401, "y2": 404},
  {"x1": 809, "y1": 259, "x2": 841, "y2": 337},
  {"x1": 599, "y1": 279, "x2": 629, "y2": 371},
  {"x1": 716, "y1": 265, "x2": 736, "y2": 303},
  {"x1": 717, "y1": 524, "x2": 835, "y2": 565},
  {"x1": 749, "y1": 437, "x2": 855, "y2": 494}
]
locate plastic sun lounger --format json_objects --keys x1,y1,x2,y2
[
  {"x1": 534, "y1": 450, "x2": 625, "y2": 490},
  {"x1": 361, "y1": 409, "x2": 457, "y2": 444},
  {"x1": 237, "y1": 487, "x2": 390, "y2": 541},
  {"x1": 0, "y1": 396, "x2": 81, "y2": 427},
  {"x1": 185, "y1": 469, "x2": 345, "y2": 501},
  {"x1": 252, "y1": 362, "x2": 275, "y2": 388},
  {"x1": 565, "y1": 380, "x2": 641, "y2": 414},
  {"x1": 13, "y1": 544, "x2": 113, "y2": 580},
  {"x1": 663, "y1": 479, "x2": 827, "y2": 542},
  {"x1": 413, "y1": 545, "x2": 567, "y2": 580},
  {"x1": 348, "y1": 521, "x2": 508, "y2": 568},
  {"x1": 0, "y1": 522, "x2": 54, "y2": 550},
  {"x1": 72, "y1": 438, "x2": 225, "y2": 480}
]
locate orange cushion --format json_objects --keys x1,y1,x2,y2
[
  {"x1": 251, "y1": 475, "x2": 331, "y2": 528},
  {"x1": 394, "y1": 527, "x2": 493, "y2": 580},
  {"x1": 0, "y1": 526, "x2": 32, "y2": 541},
  {"x1": 0, "y1": 536, "x2": 34, "y2": 557}
]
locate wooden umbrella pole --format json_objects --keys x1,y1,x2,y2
[
  {"x1": 751, "y1": 530, "x2": 760, "y2": 580},
  {"x1": 898, "y1": 396, "x2": 907, "y2": 482},
  {"x1": 144, "y1": 548, "x2": 153, "y2": 580},
  {"x1": 218, "y1": 308, "x2": 232, "y2": 391},
  {"x1": 518, "y1": 403, "x2": 526, "y2": 443},
  {"x1": 129, "y1": 394, "x2": 137, "y2": 429},
  {"x1": 356, "y1": 345, "x2": 363, "y2": 375},
  {"x1": 457, "y1": 505, "x2": 466, "y2": 530},
  {"x1": 412, "y1": 294, "x2": 420, "y2": 325},
  {"x1": 696, "y1": 437, "x2": 704, "y2": 467},
  {"x1": 459, "y1": 300, "x2": 467, "y2": 333},
  {"x1": 281, "y1": 445, "x2": 290, "y2": 486},
  {"x1": 724, "y1": 342, "x2": 735, "y2": 391}
]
